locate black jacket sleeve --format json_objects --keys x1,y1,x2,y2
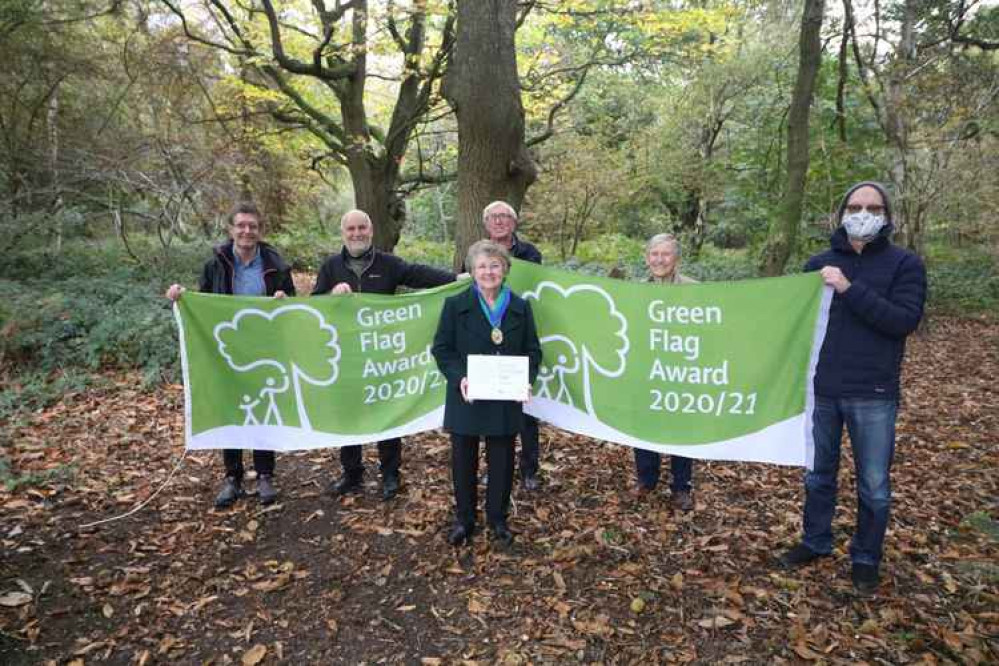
[
  {"x1": 280, "y1": 268, "x2": 296, "y2": 296},
  {"x1": 522, "y1": 244, "x2": 543, "y2": 264},
  {"x1": 842, "y1": 252, "x2": 927, "y2": 339},
  {"x1": 400, "y1": 259, "x2": 456, "y2": 289},
  {"x1": 311, "y1": 258, "x2": 335, "y2": 295},
  {"x1": 198, "y1": 259, "x2": 215, "y2": 294}
]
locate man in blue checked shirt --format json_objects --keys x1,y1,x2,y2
[{"x1": 166, "y1": 201, "x2": 296, "y2": 508}]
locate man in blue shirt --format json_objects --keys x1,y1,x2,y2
[
  {"x1": 778, "y1": 182, "x2": 926, "y2": 595},
  {"x1": 166, "y1": 202, "x2": 296, "y2": 508}
]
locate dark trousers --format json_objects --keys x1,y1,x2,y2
[
  {"x1": 451, "y1": 434, "x2": 514, "y2": 530},
  {"x1": 340, "y1": 438, "x2": 402, "y2": 479},
  {"x1": 634, "y1": 449, "x2": 693, "y2": 492},
  {"x1": 519, "y1": 414, "x2": 541, "y2": 478},
  {"x1": 223, "y1": 449, "x2": 275, "y2": 480}
]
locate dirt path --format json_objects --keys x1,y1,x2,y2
[{"x1": 1, "y1": 315, "x2": 996, "y2": 664}]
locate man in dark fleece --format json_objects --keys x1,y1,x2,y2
[
  {"x1": 778, "y1": 182, "x2": 927, "y2": 595},
  {"x1": 313, "y1": 209, "x2": 457, "y2": 501}
]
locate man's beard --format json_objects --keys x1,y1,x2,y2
[{"x1": 346, "y1": 240, "x2": 371, "y2": 257}]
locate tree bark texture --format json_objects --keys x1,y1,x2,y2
[
  {"x1": 885, "y1": 0, "x2": 920, "y2": 253},
  {"x1": 760, "y1": 0, "x2": 825, "y2": 277},
  {"x1": 444, "y1": 0, "x2": 538, "y2": 269}
]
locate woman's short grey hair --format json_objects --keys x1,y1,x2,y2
[
  {"x1": 646, "y1": 233, "x2": 681, "y2": 258},
  {"x1": 466, "y1": 240, "x2": 511, "y2": 275}
]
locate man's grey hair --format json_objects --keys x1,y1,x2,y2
[
  {"x1": 465, "y1": 240, "x2": 511, "y2": 274},
  {"x1": 482, "y1": 200, "x2": 518, "y2": 223},
  {"x1": 340, "y1": 209, "x2": 373, "y2": 229},
  {"x1": 646, "y1": 233, "x2": 681, "y2": 259}
]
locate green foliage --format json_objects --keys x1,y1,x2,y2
[
  {"x1": 394, "y1": 237, "x2": 455, "y2": 270},
  {"x1": 267, "y1": 223, "x2": 340, "y2": 273},
  {"x1": 572, "y1": 233, "x2": 645, "y2": 267},
  {"x1": 0, "y1": 369, "x2": 100, "y2": 423},
  {"x1": 925, "y1": 245, "x2": 999, "y2": 315},
  {"x1": 0, "y1": 455, "x2": 74, "y2": 492},
  {"x1": 2, "y1": 276, "x2": 179, "y2": 382},
  {"x1": 0, "y1": 238, "x2": 213, "y2": 386},
  {"x1": 960, "y1": 511, "x2": 999, "y2": 543}
]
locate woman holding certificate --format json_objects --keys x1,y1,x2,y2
[{"x1": 432, "y1": 240, "x2": 542, "y2": 547}]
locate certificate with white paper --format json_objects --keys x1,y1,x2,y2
[{"x1": 467, "y1": 355, "x2": 529, "y2": 402}]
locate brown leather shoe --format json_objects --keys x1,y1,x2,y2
[{"x1": 671, "y1": 490, "x2": 694, "y2": 512}]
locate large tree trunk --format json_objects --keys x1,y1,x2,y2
[
  {"x1": 337, "y1": 23, "x2": 406, "y2": 252},
  {"x1": 444, "y1": 0, "x2": 537, "y2": 269},
  {"x1": 345, "y1": 153, "x2": 404, "y2": 250},
  {"x1": 760, "y1": 0, "x2": 825, "y2": 277}
]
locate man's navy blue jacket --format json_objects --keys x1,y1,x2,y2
[
  {"x1": 805, "y1": 224, "x2": 926, "y2": 401},
  {"x1": 459, "y1": 234, "x2": 542, "y2": 271}
]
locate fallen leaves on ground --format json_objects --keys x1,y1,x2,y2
[{"x1": 0, "y1": 315, "x2": 997, "y2": 663}]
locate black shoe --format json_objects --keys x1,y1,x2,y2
[
  {"x1": 447, "y1": 524, "x2": 473, "y2": 546},
  {"x1": 671, "y1": 490, "x2": 694, "y2": 512},
  {"x1": 851, "y1": 563, "x2": 880, "y2": 595},
  {"x1": 489, "y1": 523, "x2": 514, "y2": 547},
  {"x1": 381, "y1": 474, "x2": 400, "y2": 501},
  {"x1": 777, "y1": 543, "x2": 827, "y2": 570},
  {"x1": 521, "y1": 474, "x2": 540, "y2": 492},
  {"x1": 214, "y1": 476, "x2": 243, "y2": 508},
  {"x1": 257, "y1": 474, "x2": 278, "y2": 505},
  {"x1": 325, "y1": 475, "x2": 362, "y2": 496}
]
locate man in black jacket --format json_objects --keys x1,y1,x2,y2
[
  {"x1": 777, "y1": 182, "x2": 926, "y2": 595},
  {"x1": 478, "y1": 201, "x2": 544, "y2": 491},
  {"x1": 166, "y1": 201, "x2": 296, "y2": 508},
  {"x1": 314, "y1": 209, "x2": 457, "y2": 500}
]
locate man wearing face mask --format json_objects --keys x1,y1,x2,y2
[
  {"x1": 313, "y1": 209, "x2": 457, "y2": 501},
  {"x1": 778, "y1": 182, "x2": 926, "y2": 595}
]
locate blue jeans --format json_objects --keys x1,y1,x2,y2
[
  {"x1": 634, "y1": 449, "x2": 693, "y2": 492},
  {"x1": 803, "y1": 396, "x2": 897, "y2": 567}
]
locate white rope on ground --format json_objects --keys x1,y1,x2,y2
[{"x1": 78, "y1": 449, "x2": 189, "y2": 529}]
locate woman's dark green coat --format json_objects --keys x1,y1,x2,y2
[{"x1": 431, "y1": 286, "x2": 542, "y2": 437}]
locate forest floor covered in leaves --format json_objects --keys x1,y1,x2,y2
[{"x1": 1, "y1": 314, "x2": 996, "y2": 665}]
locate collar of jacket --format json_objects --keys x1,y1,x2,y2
[{"x1": 830, "y1": 223, "x2": 893, "y2": 255}]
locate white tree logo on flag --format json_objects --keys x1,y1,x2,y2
[
  {"x1": 214, "y1": 305, "x2": 341, "y2": 431},
  {"x1": 523, "y1": 282, "x2": 629, "y2": 416}
]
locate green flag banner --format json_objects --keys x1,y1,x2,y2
[{"x1": 174, "y1": 261, "x2": 830, "y2": 467}]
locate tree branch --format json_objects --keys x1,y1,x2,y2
[
  {"x1": 526, "y1": 66, "x2": 591, "y2": 147},
  {"x1": 259, "y1": 0, "x2": 355, "y2": 80},
  {"x1": 159, "y1": 0, "x2": 252, "y2": 56}
]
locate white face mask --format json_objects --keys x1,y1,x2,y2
[{"x1": 842, "y1": 210, "x2": 886, "y2": 241}]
